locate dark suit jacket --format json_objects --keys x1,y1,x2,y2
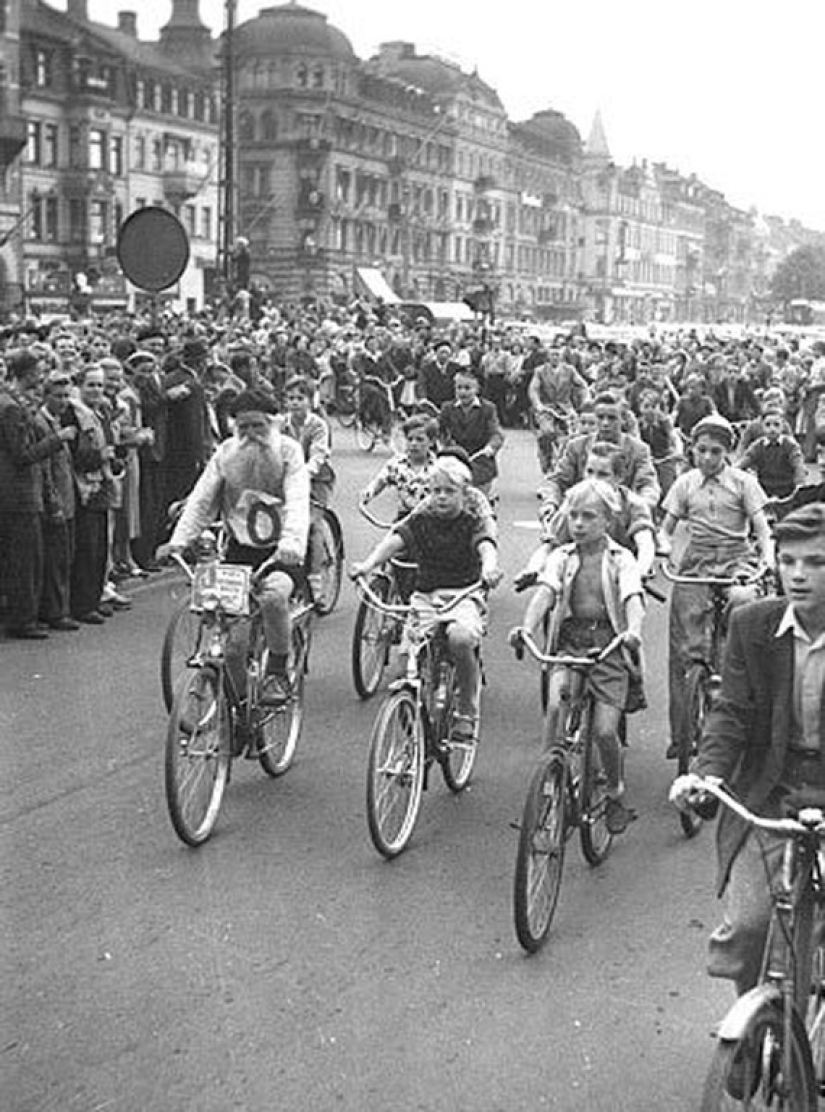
[
  {"x1": 439, "y1": 398, "x2": 504, "y2": 485},
  {"x1": 695, "y1": 599, "x2": 825, "y2": 894},
  {"x1": 712, "y1": 378, "x2": 759, "y2": 423}
]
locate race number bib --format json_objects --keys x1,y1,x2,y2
[{"x1": 228, "y1": 490, "x2": 283, "y2": 547}]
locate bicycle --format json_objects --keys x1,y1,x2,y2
[
  {"x1": 662, "y1": 561, "x2": 770, "y2": 838},
  {"x1": 351, "y1": 502, "x2": 416, "y2": 699},
  {"x1": 510, "y1": 627, "x2": 629, "y2": 953},
  {"x1": 355, "y1": 576, "x2": 487, "y2": 859},
  {"x1": 677, "y1": 778, "x2": 825, "y2": 1111},
  {"x1": 311, "y1": 499, "x2": 344, "y2": 617},
  {"x1": 356, "y1": 374, "x2": 405, "y2": 453},
  {"x1": 164, "y1": 539, "x2": 314, "y2": 846}
]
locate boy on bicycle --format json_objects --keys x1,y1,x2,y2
[
  {"x1": 670, "y1": 504, "x2": 825, "y2": 997},
  {"x1": 513, "y1": 478, "x2": 646, "y2": 834},
  {"x1": 659, "y1": 413, "x2": 774, "y2": 761},
  {"x1": 351, "y1": 452, "x2": 500, "y2": 748}
]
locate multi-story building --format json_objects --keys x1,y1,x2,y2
[
  {"x1": 0, "y1": 0, "x2": 28, "y2": 314},
  {"x1": 19, "y1": 0, "x2": 220, "y2": 315},
  {"x1": 1, "y1": 0, "x2": 822, "y2": 322}
]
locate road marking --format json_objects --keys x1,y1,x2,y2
[{"x1": 513, "y1": 520, "x2": 541, "y2": 530}]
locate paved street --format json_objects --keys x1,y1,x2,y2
[{"x1": 3, "y1": 429, "x2": 732, "y2": 1112}]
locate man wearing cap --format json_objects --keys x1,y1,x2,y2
[
  {"x1": 659, "y1": 413, "x2": 774, "y2": 762},
  {"x1": 160, "y1": 390, "x2": 309, "y2": 707},
  {"x1": 162, "y1": 336, "x2": 210, "y2": 507},
  {"x1": 670, "y1": 504, "x2": 825, "y2": 999},
  {"x1": 0, "y1": 350, "x2": 77, "y2": 638}
]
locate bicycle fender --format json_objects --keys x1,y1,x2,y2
[{"x1": 715, "y1": 983, "x2": 782, "y2": 1041}]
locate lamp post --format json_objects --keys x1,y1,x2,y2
[{"x1": 219, "y1": 0, "x2": 237, "y2": 290}]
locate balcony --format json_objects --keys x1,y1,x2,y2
[
  {"x1": 295, "y1": 187, "x2": 325, "y2": 218},
  {"x1": 472, "y1": 217, "x2": 494, "y2": 236},
  {"x1": 474, "y1": 174, "x2": 496, "y2": 194},
  {"x1": 60, "y1": 168, "x2": 115, "y2": 195},
  {"x1": 0, "y1": 114, "x2": 27, "y2": 162},
  {"x1": 295, "y1": 136, "x2": 331, "y2": 167},
  {"x1": 162, "y1": 167, "x2": 205, "y2": 202}
]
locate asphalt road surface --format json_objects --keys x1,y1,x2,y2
[{"x1": 3, "y1": 428, "x2": 733, "y2": 1112}]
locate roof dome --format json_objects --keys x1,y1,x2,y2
[
  {"x1": 518, "y1": 109, "x2": 582, "y2": 164},
  {"x1": 234, "y1": 3, "x2": 356, "y2": 61},
  {"x1": 372, "y1": 45, "x2": 502, "y2": 110}
]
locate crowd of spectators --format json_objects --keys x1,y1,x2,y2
[{"x1": 1, "y1": 292, "x2": 825, "y2": 641}]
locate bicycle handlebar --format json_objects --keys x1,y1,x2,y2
[
  {"x1": 510, "y1": 627, "x2": 628, "y2": 668},
  {"x1": 660, "y1": 561, "x2": 770, "y2": 588},
  {"x1": 358, "y1": 500, "x2": 413, "y2": 531},
  {"x1": 683, "y1": 778, "x2": 825, "y2": 837},
  {"x1": 353, "y1": 576, "x2": 485, "y2": 619}
]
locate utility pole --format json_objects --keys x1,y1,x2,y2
[{"x1": 220, "y1": 0, "x2": 237, "y2": 288}]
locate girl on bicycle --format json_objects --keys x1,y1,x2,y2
[
  {"x1": 515, "y1": 478, "x2": 646, "y2": 834},
  {"x1": 351, "y1": 453, "x2": 500, "y2": 748}
]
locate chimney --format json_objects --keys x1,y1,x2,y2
[
  {"x1": 118, "y1": 11, "x2": 138, "y2": 37},
  {"x1": 66, "y1": 0, "x2": 88, "y2": 21}
]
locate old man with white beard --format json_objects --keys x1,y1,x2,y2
[{"x1": 161, "y1": 389, "x2": 309, "y2": 706}]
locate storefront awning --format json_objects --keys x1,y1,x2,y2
[{"x1": 355, "y1": 267, "x2": 399, "y2": 304}]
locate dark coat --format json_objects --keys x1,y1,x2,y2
[
  {"x1": 0, "y1": 386, "x2": 63, "y2": 514},
  {"x1": 712, "y1": 377, "x2": 759, "y2": 423},
  {"x1": 695, "y1": 599, "x2": 825, "y2": 894},
  {"x1": 439, "y1": 398, "x2": 504, "y2": 485}
]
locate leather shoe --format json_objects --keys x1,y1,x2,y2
[
  {"x1": 109, "y1": 597, "x2": 133, "y2": 611},
  {"x1": 97, "y1": 603, "x2": 114, "y2": 618},
  {"x1": 77, "y1": 611, "x2": 106, "y2": 625},
  {"x1": 48, "y1": 617, "x2": 81, "y2": 632},
  {"x1": 7, "y1": 624, "x2": 49, "y2": 640},
  {"x1": 260, "y1": 673, "x2": 291, "y2": 707}
]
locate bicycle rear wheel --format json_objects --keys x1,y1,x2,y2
[
  {"x1": 440, "y1": 661, "x2": 480, "y2": 794},
  {"x1": 351, "y1": 574, "x2": 394, "y2": 699},
  {"x1": 579, "y1": 702, "x2": 614, "y2": 866},
  {"x1": 258, "y1": 624, "x2": 307, "y2": 777},
  {"x1": 514, "y1": 753, "x2": 568, "y2": 953},
  {"x1": 165, "y1": 666, "x2": 230, "y2": 846},
  {"x1": 366, "y1": 689, "x2": 425, "y2": 858},
  {"x1": 313, "y1": 508, "x2": 344, "y2": 617},
  {"x1": 681, "y1": 663, "x2": 711, "y2": 838},
  {"x1": 160, "y1": 597, "x2": 204, "y2": 712},
  {"x1": 701, "y1": 1000, "x2": 816, "y2": 1111}
]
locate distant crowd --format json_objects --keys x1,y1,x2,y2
[{"x1": 1, "y1": 294, "x2": 824, "y2": 640}]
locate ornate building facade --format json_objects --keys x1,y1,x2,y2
[{"x1": 3, "y1": 0, "x2": 822, "y2": 321}]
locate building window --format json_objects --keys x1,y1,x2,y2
[
  {"x1": 25, "y1": 121, "x2": 41, "y2": 165},
  {"x1": 43, "y1": 124, "x2": 59, "y2": 168},
  {"x1": 89, "y1": 129, "x2": 106, "y2": 171},
  {"x1": 134, "y1": 135, "x2": 146, "y2": 170},
  {"x1": 152, "y1": 139, "x2": 162, "y2": 172},
  {"x1": 90, "y1": 199, "x2": 108, "y2": 245},
  {"x1": 313, "y1": 65, "x2": 324, "y2": 88},
  {"x1": 34, "y1": 49, "x2": 53, "y2": 88},
  {"x1": 296, "y1": 63, "x2": 308, "y2": 87},
  {"x1": 183, "y1": 204, "x2": 196, "y2": 235},
  {"x1": 110, "y1": 136, "x2": 124, "y2": 176},
  {"x1": 200, "y1": 206, "x2": 212, "y2": 240},
  {"x1": 69, "y1": 126, "x2": 82, "y2": 169}
]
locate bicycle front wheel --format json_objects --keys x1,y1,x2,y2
[
  {"x1": 441, "y1": 663, "x2": 480, "y2": 794},
  {"x1": 160, "y1": 597, "x2": 204, "y2": 712},
  {"x1": 258, "y1": 624, "x2": 308, "y2": 778},
  {"x1": 681, "y1": 663, "x2": 711, "y2": 838},
  {"x1": 366, "y1": 689, "x2": 425, "y2": 858},
  {"x1": 514, "y1": 753, "x2": 568, "y2": 953},
  {"x1": 165, "y1": 666, "x2": 230, "y2": 846},
  {"x1": 701, "y1": 1000, "x2": 816, "y2": 1111},
  {"x1": 579, "y1": 702, "x2": 614, "y2": 866},
  {"x1": 351, "y1": 575, "x2": 394, "y2": 699},
  {"x1": 312, "y1": 509, "x2": 344, "y2": 617}
]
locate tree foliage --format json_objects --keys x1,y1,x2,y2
[{"x1": 770, "y1": 245, "x2": 825, "y2": 303}]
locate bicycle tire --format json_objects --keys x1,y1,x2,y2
[
  {"x1": 681, "y1": 663, "x2": 711, "y2": 838},
  {"x1": 160, "y1": 597, "x2": 204, "y2": 712},
  {"x1": 701, "y1": 1000, "x2": 816, "y2": 1111},
  {"x1": 351, "y1": 574, "x2": 394, "y2": 699},
  {"x1": 441, "y1": 661, "x2": 480, "y2": 794},
  {"x1": 579, "y1": 700, "x2": 614, "y2": 866},
  {"x1": 258, "y1": 624, "x2": 307, "y2": 778},
  {"x1": 165, "y1": 666, "x2": 230, "y2": 846},
  {"x1": 366, "y1": 689, "x2": 425, "y2": 858},
  {"x1": 514, "y1": 753, "x2": 568, "y2": 953},
  {"x1": 312, "y1": 508, "x2": 344, "y2": 617}
]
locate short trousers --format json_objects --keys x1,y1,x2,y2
[
  {"x1": 554, "y1": 616, "x2": 629, "y2": 711},
  {"x1": 402, "y1": 587, "x2": 487, "y2": 652}
]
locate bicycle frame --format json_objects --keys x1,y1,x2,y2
[{"x1": 689, "y1": 779, "x2": 825, "y2": 1102}]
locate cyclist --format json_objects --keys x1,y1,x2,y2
[
  {"x1": 160, "y1": 389, "x2": 309, "y2": 707},
  {"x1": 280, "y1": 375, "x2": 335, "y2": 599},
  {"x1": 438, "y1": 367, "x2": 504, "y2": 500},
  {"x1": 528, "y1": 346, "x2": 590, "y2": 474},
  {"x1": 658, "y1": 413, "x2": 774, "y2": 761},
  {"x1": 351, "y1": 452, "x2": 500, "y2": 749},
  {"x1": 360, "y1": 413, "x2": 438, "y2": 515},
  {"x1": 738, "y1": 405, "x2": 807, "y2": 500},
  {"x1": 513, "y1": 478, "x2": 646, "y2": 834},
  {"x1": 670, "y1": 504, "x2": 825, "y2": 997}
]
